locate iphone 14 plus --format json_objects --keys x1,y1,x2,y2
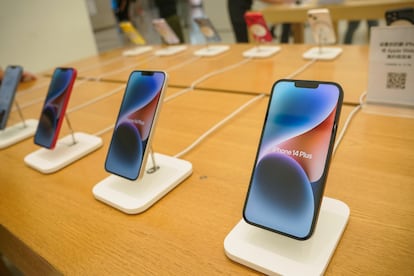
[
  {"x1": 194, "y1": 17, "x2": 222, "y2": 42},
  {"x1": 105, "y1": 70, "x2": 167, "y2": 181},
  {"x1": 243, "y1": 79, "x2": 343, "y2": 240},
  {"x1": 307, "y1": 8, "x2": 336, "y2": 45},
  {"x1": 0, "y1": 65, "x2": 23, "y2": 129},
  {"x1": 244, "y1": 11, "x2": 273, "y2": 43},
  {"x1": 152, "y1": 18, "x2": 180, "y2": 45},
  {"x1": 34, "y1": 67, "x2": 77, "y2": 149}
]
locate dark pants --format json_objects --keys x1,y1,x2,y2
[
  {"x1": 227, "y1": 0, "x2": 252, "y2": 43},
  {"x1": 343, "y1": 20, "x2": 378, "y2": 44}
]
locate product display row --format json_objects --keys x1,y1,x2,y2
[{"x1": 1, "y1": 42, "x2": 413, "y2": 275}]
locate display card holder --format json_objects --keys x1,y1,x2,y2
[
  {"x1": 24, "y1": 114, "x2": 102, "y2": 174},
  {"x1": 224, "y1": 197, "x2": 350, "y2": 276},
  {"x1": 0, "y1": 100, "x2": 37, "y2": 149},
  {"x1": 154, "y1": 45, "x2": 187, "y2": 56},
  {"x1": 303, "y1": 31, "x2": 342, "y2": 60},
  {"x1": 193, "y1": 44, "x2": 230, "y2": 57},
  {"x1": 243, "y1": 43, "x2": 281, "y2": 58},
  {"x1": 93, "y1": 152, "x2": 192, "y2": 214},
  {"x1": 122, "y1": 46, "x2": 153, "y2": 57},
  {"x1": 363, "y1": 26, "x2": 414, "y2": 115}
]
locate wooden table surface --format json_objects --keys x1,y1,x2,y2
[
  {"x1": 1, "y1": 43, "x2": 414, "y2": 275},
  {"x1": 41, "y1": 44, "x2": 369, "y2": 105}
]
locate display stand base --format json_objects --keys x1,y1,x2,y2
[
  {"x1": 362, "y1": 103, "x2": 414, "y2": 119},
  {"x1": 154, "y1": 45, "x2": 187, "y2": 56},
  {"x1": 224, "y1": 197, "x2": 349, "y2": 276},
  {"x1": 242, "y1": 46, "x2": 281, "y2": 58},
  {"x1": 303, "y1": 47, "x2": 343, "y2": 60},
  {"x1": 194, "y1": 45, "x2": 230, "y2": 56},
  {"x1": 92, "y1": 153, "x2": 192, "y2": 214},
  {"x1": 122, "y1": 46, "x2": 153, "y2": 56},
  {"x1": 24, "y1": 132, "x2": 102, "y2": 174},
  {"x1": 0, "y1": 119, "x2": 38, "y2": 149}
]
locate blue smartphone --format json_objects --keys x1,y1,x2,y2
[
  {"x1": 0, "y1": 65, "x2": 23, "y2": 129},
  {"x1": 34, "y1": 67, "x2": 77, "y2": 149},
  {"x1": 105, "y1": 70, "x2": 167, "y2": 181},
  {"x1": 243, "y1": 79, "x2": 343, "y2": 240}
]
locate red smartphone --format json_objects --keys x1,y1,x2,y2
[
  {"x1": 244, "y1": 11, "x2": 272, "y2": 43},
  {"x1": 34, "y1": 67, "x2": 77, "y2": 149}
]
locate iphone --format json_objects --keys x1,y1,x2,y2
[
  {"x1": 34, "y1": 67, "x2": 77, "y2": 149},
  {"x1": 243, "y1": 79, "x2": 343, "y2": 240},
  {"x1": 105, "y1": 70, "x2": 167, "y2": 180}
]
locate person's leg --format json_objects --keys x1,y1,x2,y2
[
  {"x1": 280, "y1": 23, "x2": 291, "y2": 43},
  {"x1": 343, "y1": 20, "x2": 360, "y2": 44},
  {"x1": 227, "y1": 0, "x2": 253, "y2": 43}
]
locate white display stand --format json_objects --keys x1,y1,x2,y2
[
  {"x1": 24, "y1": 132, "x2": 102, "y2": 174},
  {"x1": 243, "y1": 45, "x2": 281, "y2": 58},
  {"x1": 303, "y1": 47, "x2": 343, "y2": 60},
  {"x1": 93, "y1": 153, "x2": 192, "y2": 214},
  {"x1": 224, "y1": 197, "x2": 349, "y2": 276},
  {"x1": 0, "y1": 119, "x2": 38, "y2": 149},
  {"x1": 154, "y1": 45, "x2": 187, "y2": 56},
  {"x1": 122, "y1": 46, "x2": 153, "y2": 56},
  {"x1": 194, "y1": 45, "x2": 230, "y2": 57}
]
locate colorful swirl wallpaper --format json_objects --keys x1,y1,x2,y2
[
  {"x1": 105, "y1": 72, "x2": 164, "y2": 180},
  {"x1": 35, "y1": 68, "x2": 74, "y2": 148},
  {"x1": 244, "y1": 81, "x2": 341, "y2": 239}
]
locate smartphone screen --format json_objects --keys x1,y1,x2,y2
[
  {"x1": 244, "y1": 11, "x2": 272, "y2": 43},
  {"x1": 105, "y1": 71, "x2": 167, "y2": 181},
  {"x1": 0, "y1": 65, "x2": 23, "y2": 129},
  {"x1": 243, "y1": 79, "x2": 343, "y2": 240},
  {"x1": 152, "y1": 18, "x2": 180, "y2": 45},
  {"x1": 194, "y1": 17, "x2": 222, "y2": 42},
  {"x1": 34, "y1": 67, "x2": 77, "y2": 149}
]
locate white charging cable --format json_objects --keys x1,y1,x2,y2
[
  {"x1": 172, "y1": 57, "x2": 318, "y2": 158},
  {"x1": 333, "y1": 92, "x2": 366, "y2": 155}
]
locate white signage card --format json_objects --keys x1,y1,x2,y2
[{"x1": 366, "y1": 26, "x2": 414, "y2": 107}]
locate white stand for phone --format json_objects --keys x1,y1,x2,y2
[
  {"x1": 24, "y1": 132, "x2": 102, "y2": 174},
  {"x1": 93, "y1": 153, "x2": 192, "y2": 214},
  {"x1": 154, "y1": 45, "x2": 187, "y2": 56},
  {"x1": 303, "y1": 29, "x2": 342, "y2": 60},
  {"x1": 243, "y1": 45, "x2": 281, "y2": 58},
  {"x1": 303, "y1": 46, "x2": 343, "y2": 60},
  {"x1": 122, "y1": 46, "x2": 153, "y2": 57},
  {"x1": 224, "y1": 197, "x2": 349, "y2": 276},
  {"x1": 0, "y1": 119, "x2": 38, "y2": 149},
  {"x1": 194, "y1": 45, "x2": 230, "y2": 57}
]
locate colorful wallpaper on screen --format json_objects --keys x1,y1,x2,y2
[
  {"x1": 105, "y1": 72, "x2": 164, "y2": 180},
  {"x1": 35, "y1": 68, "x2": 74, "y2": 148},
  {"x1": 244, "y1": 81, "x2": 340, "y2": 238}
]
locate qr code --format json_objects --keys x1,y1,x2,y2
[{"x1": 386, "y1": 72, "x2": 406, "y2": 89}]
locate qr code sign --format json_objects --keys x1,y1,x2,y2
[{"x1": 386, "y1": 72, "x2": 406, "y2": 89}]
